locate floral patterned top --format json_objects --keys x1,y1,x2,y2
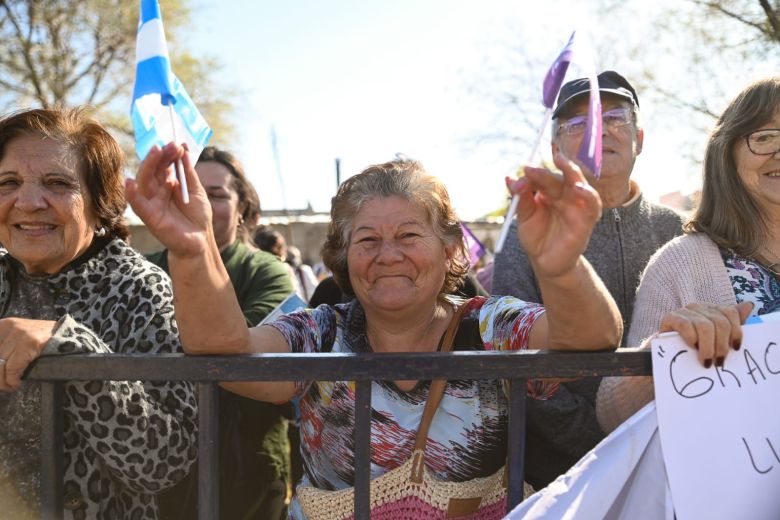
[
  {"x1": 721, "y1": 249, "x2": 780, "y2": 315},
  {"x1": 268, "y1": 295, "x2": 554, "y2": 518}
]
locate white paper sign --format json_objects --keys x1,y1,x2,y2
[{"x1": 652, "y1": 321, "x2": 780, "y2": 520}]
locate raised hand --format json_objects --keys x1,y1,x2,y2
[
  {"x1": 507, "y1": 150, "x2": 602, "y2": 279},
  {"x1": 125, "y1": 143, "x2": 213, "y2": 258}
]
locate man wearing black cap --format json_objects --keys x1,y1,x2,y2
[{"x1": 492, "y1": 70, "x2": 685, "y2": 489}]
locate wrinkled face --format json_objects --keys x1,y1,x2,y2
[
  {"x1": 553, "y1": 95, "x2": 644, "y2": 183},
  {"x1": 734, "y1": 109, "x2": 780, "y2": 215},
  {"x1": 196, "y1": 161, "x2": 240, "y2": 250},
  {"x1": 347, "y1": 196, "x2": 453, "y2": 314},
  {"x1": 0, "y1": 134, "x2": 97, "y2": 274}
]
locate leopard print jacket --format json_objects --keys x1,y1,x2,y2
[{"x1": 0, "y1": 239, "x2": 198, "y2": 519}]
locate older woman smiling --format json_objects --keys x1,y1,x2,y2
[
  {"x1": 597, "y1": 76, "x2": 780, "y2": 433},
  {"x1": 0, "y1": 108, "x2": 196, "y2": 519},
  {"x1": 128, "y1": 143, "x2": 624, "y2": 518}
]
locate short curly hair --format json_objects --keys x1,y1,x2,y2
[
  {"x1": 321, "y1": 158, "x2": 468, "y2": 297},
  {"x1": 0, "y1": 107, "x2": 128, "y2": 239}
]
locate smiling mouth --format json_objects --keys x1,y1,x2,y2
[
  {"x1": 372, "y1": 275, "x2": 412, "y2": 284},
  {"x1": 15, "y1": 223, "x2": 56, "y2": 231}
]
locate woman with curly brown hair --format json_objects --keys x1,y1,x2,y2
[{"x1": 128, "y1": 146, "x2": 622, "y2": 519}]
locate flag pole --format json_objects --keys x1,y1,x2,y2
[
  {"x1": 167, "y1": 103, "x2": 190, "y2": 204},
  {"x1": 494, "y1": 107, "x2": 552, "y2": 254}
]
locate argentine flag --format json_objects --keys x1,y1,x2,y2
[{"x1": 131, "y1": 0, "x2": 212, "y2": 166}]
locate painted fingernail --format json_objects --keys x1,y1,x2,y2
[
  {"x1": 704, "y1": 359, "x2": 712, "y2": 369},
  {"x1": 732, "y1": 339, "x2": 741, "y2": 351},
  {"x1": 716, "y1": 356, "x2": 725, "y2": 367},
  {"x1": 693, "y1": 342, "x2": 699, "y2": 350}
]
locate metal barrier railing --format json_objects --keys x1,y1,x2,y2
[{"x1": 29, "y1": 349, "x2": 653, "y2": 520}]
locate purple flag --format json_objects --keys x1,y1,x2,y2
[
  {"x1": 495, "y1": 30, "x2": 603, "y2": 253},
  {"x1": 542, "y1": 31, "x2": 576, "y2": 109},
  {"x1": 461, "y1": 222, "x2": 486, "y2": 267},
  {"x1": 573, "y1": 35, "x2": 602, "y2": 178}
]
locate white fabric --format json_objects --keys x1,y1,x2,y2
[
  {"x1": 506, "y1": 402, "x2": 673, "y2": 520},
  {"x1": 135, "y1": 18, "x2": 168, "y2": 62},
  {"x1": 131, "y1": 0, "x2": 212, "y2": 165}
]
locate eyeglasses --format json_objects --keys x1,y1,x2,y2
[
  {"x1": 745, "y1": 129, "x2": 780, "y2": 155},
  {"x1": 556, "y1": 107, "x2": 634, "y2": 136}
]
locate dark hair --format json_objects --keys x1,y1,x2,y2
[
  {"x1": 197, "y1": 146, "x2": 260, "y2": 243},
  {"x1": 253, "y1": 226, "x2": 286, "y2": 258},
  {"x1": 321, "y1": 158, "x2": 468, "y2": 297},
  {"x1": 0, "y1": 107, "x2": 128, "y2": 239},
  {"x1": 686, "y1": 76, "x2": 780, "y2": 256}
]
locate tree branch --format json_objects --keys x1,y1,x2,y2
[
  {"x1": 693, "y1": 0, "x2": 769, "y2": 36},
  {"x1": 0, "y1": 1, "x2": 48, "y2": 105},
  {"x1": 653, "y1": 84, "x2": 720, "y2": 119},
  {"x1": 758, "y1": 0, "x2": 780, "y2": 41},
  {"x1": 0, "y1": 75, "x2": 36, "y2": 98}
]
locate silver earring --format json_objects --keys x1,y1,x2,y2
[{"x1": 95, "y1": 227, "x2": 107, "y2": 237}]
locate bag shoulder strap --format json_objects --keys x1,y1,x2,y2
[{"x1": 412, "y1": 299, "x2": 470, "y2": 452}]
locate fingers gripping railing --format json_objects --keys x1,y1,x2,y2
[{"x1": 31, "y1": 349, "x2": 652, "y2": 520}]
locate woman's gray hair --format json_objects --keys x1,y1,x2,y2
[
  {"x1": 685, "y1": 76, "x2": 780, "y2": 256},
  {"x1": 321, "y1": 158, "x2": 468, "y2": 297}
]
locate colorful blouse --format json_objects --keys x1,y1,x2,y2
[
  {"x1": 268, "y1": 295, "x2": 554, "y2": 516},
  {"x1": 721, "y1": 249, "x2": 780, "y2": 315}
]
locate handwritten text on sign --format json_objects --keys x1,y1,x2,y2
[{"x1": 652, "y1": 321, "x2": 780, "y2": 520}]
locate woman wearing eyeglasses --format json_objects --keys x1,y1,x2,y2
[{"x1": 597, "y1": 76, "x2": 780, "y2": 432}]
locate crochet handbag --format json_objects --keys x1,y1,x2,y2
[{"x1": 297, "y1": 301, "x2": 508, "y2": 519}]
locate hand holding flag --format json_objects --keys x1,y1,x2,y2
[
  {"x1": 506, "y1": 150, "x2": 602, "y2": 279},
  {"x1": 126, "y1": 142, "x2": 213, "y2": 257},
  {"x1": 494, "y1": 31, "x2": 602, "y2": 253},
  {"x1": 130, "y1": 0, "x2": 212, "y2": 203}
]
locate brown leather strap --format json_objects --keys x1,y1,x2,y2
[{"x1": 413, "y1": 299, "x2": 470, "y2": 452}]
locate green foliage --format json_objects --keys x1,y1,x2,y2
[{"x1": 0, "y1": 0, "x2": 236, "y2": 154}]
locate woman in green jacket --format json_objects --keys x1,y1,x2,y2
[{"x1": 152, "y1": 146, "x2": 294, "y2": 520}]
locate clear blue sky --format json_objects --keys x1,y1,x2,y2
[{"x1": 181, "y1": 0, "x2": 768, "y2": 220}]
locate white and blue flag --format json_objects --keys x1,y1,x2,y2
[{"x1": 131, "y1": 0, "x2": 212, "y2": 165}]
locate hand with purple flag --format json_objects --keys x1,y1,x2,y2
[
  {"x1": 495, "y1": 31, "x2": 602, "y2": 253},
  {"x1": 506, "y1": 150, "x2": 601, "y2": 278}
]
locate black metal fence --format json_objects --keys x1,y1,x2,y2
[{"x1": 29, "y1": 349, "x2": 653, "y2": 520}]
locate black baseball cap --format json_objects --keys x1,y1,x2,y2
[{"x1": 552, "y1": 70, "x2": 640, "y2": 119}]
